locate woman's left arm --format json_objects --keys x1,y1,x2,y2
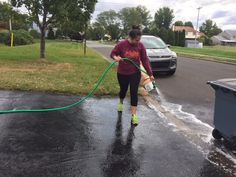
[{"x1": 140, "y1": 43, "x2": 153, "y2": 77}]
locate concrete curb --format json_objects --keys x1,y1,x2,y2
[{"x1": 177, "y1": 53, "x2": 236, "y2": 66}]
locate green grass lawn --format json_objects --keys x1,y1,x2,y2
[
  {"x1": 0, "y1": 41, "x2": 119, "y2": 95},
  {"x1": 172, "y1": 46, "x2": 236, "y2": 63}
]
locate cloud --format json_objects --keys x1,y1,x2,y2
[
  {"x1": 212, "y1": 11, "x2": 228, "y2": 19},
  {"x1": 93, "y1": 0, "x2": 236, "y2": 30},
  {"x1": 1, "y1": 0, "x2": 235, "y2": 30}
]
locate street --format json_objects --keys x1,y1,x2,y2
[
  {"x1": 0, "y1": 90, "x2": 235, "y2": 177},
  {"x1": 0, "y1": 41, "x2": 235, "y2": 177},
  {"x1": 87, "y1": 41, "x2": 236, "y2": 125}
]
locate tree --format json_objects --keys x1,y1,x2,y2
[
  {"x1": 174, "y1": 30, "x2": 185, "y2": 46},
  {"x1": 200, "y1": 19, "x2": 222, "y2": 38},
  {"x1": 179, "y1": 30, "x2": 185, "y2": 47},
  {"x1": 167, "y1": 29, "x2": 175, "y2": 45},
  {"x1": 96, "y1": 10, "x2": 121, "y2": 40},
  {"x1": 135, "y1": 5, "x2": 152, "y2": 27},
  {"x1": 87, "y1": 22, "x2": 105, "y2": 40},
  {"x1": 47, "y1": 27, "x2": 55, "y2": 39},
  {"x1": 149, "y1": 22, "x2": 159, "y2": 36},
  {"x1": 154, "y1": 7, "x2": 174, "y2": 29},
  {"x1": 0, "y1": 2, "x2": 11, "y2": 25},
  {"x1": 174, "y1": 21, "x2": 184, "y2": 26},
  {"x1": 0, "y1": 2, "x2": 32, "y2": 30},
  {"x1": 96, "y1": 10, "x2": 120, "y2": 29},
  {"x1": 119, "y1": 5, "x2": 151, "y2": 36},
  {"x1": 60, "y1": 0, "x2": 97, "y2": 37},
  {"x1": 11, "y1": 0, "x2": 97, "y2": 59},
  {"x1": 158, "y1": 27, "x2": 168, "y2": 43},
  {"x1": 184, "y1": 21, "x2": 193, "y2": 27}
]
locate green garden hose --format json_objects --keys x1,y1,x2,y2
[{"x1": 0, "y1": 58, "x2": 152, "y2": 115}]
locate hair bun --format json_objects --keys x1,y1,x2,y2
[{"x1": 132, "y1": 25, "x2": 141, "y2": 30}]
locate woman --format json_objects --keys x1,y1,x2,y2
[{"x1": 110, "y1": 25, "x2": 154, "y2": 126}]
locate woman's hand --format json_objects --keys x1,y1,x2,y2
[
  {"x1": 150, "y1": 75, "x2": 155, "y2": 81},
  {"x1": 113, "y1": 56, "x2": 122, "y2": 62}
]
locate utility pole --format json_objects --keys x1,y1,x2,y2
[
  {"x1": 84, "y1": 23, "x2": 87, "y2": 56},
  {"x1": 8, "y1": 0, "x2": 13, "y2": 47},
  {"x1": 195, "y1": 7, "x2": 202, "y2": 48}
]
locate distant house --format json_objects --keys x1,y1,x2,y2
[
  {"x1": 172, "y1": 25, "x2": 205, "y2": 40},
  {"x1": 211, "y1": 30, "x2": 236, "y2": 46},
  {"x1": 0, "y1": 22, "x2": 8, "y2": 32},
  {"x1": 172, "y1": 25, "x2": 205, "y2": 48}
]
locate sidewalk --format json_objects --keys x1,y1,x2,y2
[{"x1": 0, "y1": 91, "x2": 235, "y2": 177}]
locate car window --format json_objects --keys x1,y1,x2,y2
[{"x1": 141, "y1": 37, "x2": 167, "y2": 49}]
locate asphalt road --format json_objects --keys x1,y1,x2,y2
[
  {"x1": 0, "y1": 91, "x2": 235, "y2": 177},
  {"x1": 88, "y1": 41, "x2": 236, "y2": 125},
  {"x1": 0, "y1": 41, "x2": 235, "y2": 176}
]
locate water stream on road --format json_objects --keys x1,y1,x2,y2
[{"x1": 145, "y1": 88, "x2": 236, "y2": 176}]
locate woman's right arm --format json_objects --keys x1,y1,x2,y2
[{"x1": 110, "y1": 43, "x2": 122, "y2": 62}]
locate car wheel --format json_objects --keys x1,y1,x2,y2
[
  {"x1": 212, "y1": 129, "x2": 223, "y2": 140},
  {"x1": 168, "y1": 69, "x2": 176, "y2": 75}
]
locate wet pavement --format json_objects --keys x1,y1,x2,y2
[
  {"x1": 87, "y1": 40, "x2": 236, "y2": 126},
  {"x1": 0, "y1": 91, "x2": 235, "y2": 177}
]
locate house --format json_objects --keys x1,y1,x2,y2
[
  {"x1": 172, "y1": 25, "x2": 204, "y2": 40},
  {"x1": 0, "y1": 22, "x2": 8, "y2": 32},
  {"x1": 172, "y1": 25, "x2": 205, "y2": 48},
  {"x1": 211, "y1": 30, "x2": 236, "y2": 46}
]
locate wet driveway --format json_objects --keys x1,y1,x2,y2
[{"x1": 0, "y1": 91, "x2": 235, "y2": 177}]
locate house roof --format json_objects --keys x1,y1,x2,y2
[
  {"x1": 0, "y1": 21, "x2": 7, "y2": 28},
  {"x1": 0, "y1": 28, "x2": 8, "y2": 32},
  {"x1": 173, "y1": 26, "x2": 196, "y2": 32},
  {"x1": 212, "y1": 30, "x2": 236, "y2": 42},
  {"x1": 225, "y1": 30, "x2": 236, "y2": 38}
]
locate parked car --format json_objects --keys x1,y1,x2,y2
[{"x1": 141, "y1": 35, "x2": 177, "y2": 75}]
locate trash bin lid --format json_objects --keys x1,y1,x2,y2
[{"x1": 207, "y1": 78, "x2": 236, "y2": 93}]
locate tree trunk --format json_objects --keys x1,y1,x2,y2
[{"x1": 40, "y1": 28, "x2": 46, "y2": 59}]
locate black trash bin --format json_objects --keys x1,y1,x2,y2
[{"x1": 208, "y1": 78, "x2": 236, "y2": 141}]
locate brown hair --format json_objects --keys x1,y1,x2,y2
[{"x1": 129, "y1": 25, "x2": 142, "y2": 39}]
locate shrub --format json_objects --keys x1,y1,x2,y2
[
  {"x1": 0, "y1": 30, "x2": 34, "y2": 46},
  {"x1": 47, "y1": 27, "x2": 55, "y2": 40},
  {"x1": 30, "y1": 29, "x2": 40, "y2": 39},
  {"x1": 0, "y1": 31, "x2": 10, "y2": 44}
]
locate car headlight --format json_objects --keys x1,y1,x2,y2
[{"x1": 171, "y1": 52, "x2": 177, "y2": 59}]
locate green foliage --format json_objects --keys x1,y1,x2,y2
[
  {"x1": 87, "y1": 22, "x2": 105, "y2": 40},
  {"x1": 0, "y1": 29, "x2": 34, "y2": 45},
  {"x1": 0, "y1": 41, "x2": 119, "y2": 95},
  {"x1": 167, "y1": 29, "x2": 175, "y2": 45},
  {"x1": 200, "y1": 19, "x2": 222, "y2": 38},
  {"x1": 174, "y1": 31, "x2": 185, "y2": 46},
  {"x1": 179, "y1": 30, "x2": 186, "y2": 47},
  {"x1": 119, "y1": 5, "x2": 151, "y2": 36},
  {"x1": 149, "y1": 22, "x2": 159, "y2": 36},
  {"x1": 47, "y1": 27, "x2": 55, "y2": 40},
  {"x1": 0, "y1": 31, "x2": 9, "y2": 44},
  {"x1": 174, "y1": 21, "x2": 184, "y2": 26},
  {"x1": 96, "y1": 10, "x2": 121, "y2": 40},
  {"x1": 59, "y1": 0, "x2": 97, "y2": 34},
  {"x1": 29, "y1": 29, "x2": 40, "y2": 39},
  {"x1": 198, "y1": 35, "x2": 213, "y2": 46},
  {"x1": 0, "y1": 2, "x2": 32, "y2": 30},
  {"x1": 55, "y1": 29, "x2": 63, "y2": 39},
  {"x1": 158, "y1": 27, "x2": 168, "y2": 43},
  {"x1": 13, "y1": 29, "x2": 34, "y2": 45},
  {"x1": 11, "y1": 0, "x2": 97, "y2": 58},
  {"x1": 0, "y1": 2, "x2": 11, "y2": 22},
  {"x1": 154, "y1": 7, "x2": 174, "y2": 29},
  {"x1": 107, "y1": 24, "x2": 121, "y2": 40},
  {"x1": 184, "y1": 21, "x2": 193, "y2": 27}
]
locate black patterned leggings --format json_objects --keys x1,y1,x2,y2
[{"x1": 117, "y1": 72, "x2": 141, "y2": 106}]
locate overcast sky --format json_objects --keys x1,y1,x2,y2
[
  {"x1": 93, "y1": 0, "x2": 236, "y2": 30},
  {"x1": 1, "y1": 0, "x2": 236, "y2": 30}
]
